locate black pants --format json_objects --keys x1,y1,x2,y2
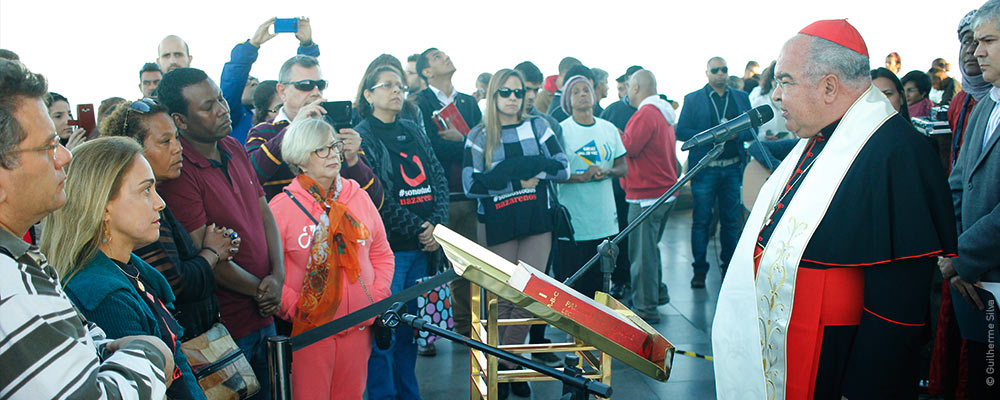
[
  {"x1": 611, "y1": 179, "x2": 631, "y2": 285},
  {"x1": 555, "y1": 237, "x2": 612, "y2": 300}
]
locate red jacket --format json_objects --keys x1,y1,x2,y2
[{"x1": 620, "y1": 101, "x2": 679, "y2": 200}]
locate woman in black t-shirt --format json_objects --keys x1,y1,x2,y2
[{"x1": 354, "y1": 65, "x2": 450, "y2": 398}]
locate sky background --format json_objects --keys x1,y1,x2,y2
[{"x1": 0, "y1": 0, "x2": 983, "y2": 115}]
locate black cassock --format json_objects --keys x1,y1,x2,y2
[{"x1": 754, "y1": 114, "x2": 958, "y2": 399}]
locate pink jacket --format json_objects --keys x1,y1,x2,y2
[{"x1": 270, "y1": 176, "x2": 394, "y2": 335}]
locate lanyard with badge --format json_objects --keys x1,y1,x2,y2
[{"x1": 709, "y1": 87, "x2": 730, "y2": 123}]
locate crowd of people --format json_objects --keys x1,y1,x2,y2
[{"x1": 0, "y1": 3, "x2": 998, "y2": 400}]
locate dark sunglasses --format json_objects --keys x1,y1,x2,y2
[
  {"x1": 710, "y1": 66, "x2": 729, "y2": 74},
  {"x1": 282, "y1": 79, "x2": 327, "y2": 92},
  {"x1": 123, "y1": 98, "x2": 157, "y2": 133},
  {"x1": 497, "y1": 88, "x2": 525, "y2": 99}
]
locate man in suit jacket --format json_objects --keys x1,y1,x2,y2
[
  {"x1": 946, "y1": 2, "x2": 1000, "y2": 396},
  {"x1": 676, "y1": 56, "x2": 755, "y2": 288}
]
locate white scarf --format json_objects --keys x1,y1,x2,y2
[{"x1": 712, "y1": 86, "x2": 895, "y2": 399}]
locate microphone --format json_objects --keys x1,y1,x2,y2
[{"x1": 681, "y1": 105, "x2": 774, "y2": 151}]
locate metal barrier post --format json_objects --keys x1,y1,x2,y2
[{"x1": 266, "y1": 336, "x2": 292, "y2": 400}]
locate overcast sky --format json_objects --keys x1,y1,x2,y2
[{"x1": 0, "y1": 0, "x2": 981, "y2": 113}]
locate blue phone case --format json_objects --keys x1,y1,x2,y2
[{"x1": 274, "y1": 18, "x2": 298, "y2": 33}]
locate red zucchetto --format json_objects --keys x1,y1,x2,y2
[{"x1": 799, "y1": 19, "x2": 869, "y2": 57}]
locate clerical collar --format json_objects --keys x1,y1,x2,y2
[{"x1": 817, "y1": 119, "x2": 841, "y2": 139}]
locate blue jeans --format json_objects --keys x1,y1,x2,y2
[
  {"x1": 366, "y1": 250, "x2": 426, "y2": 400},
  {"x1": 233, "y1": 323, "x2": 277, "y2": 400},
  {"x1": 690, "y1": 164, "x2": 744, "y2": 274}
]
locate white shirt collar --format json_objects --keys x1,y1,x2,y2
[
  {"x1": 429, "y1": 84, "x2": 457, "y2": 106},
  {"x1": 274, "y1": 107, "x2": 291, "y2": 124},
  {"x1": 989, "y1": 86, "x2": 1000, "y2": 103}
]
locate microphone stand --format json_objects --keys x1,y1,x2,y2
[
  {"x1": 382, "y1": 303, "x2": 613, "y2": 399},
  {"x1": 564, "y1": 143, "x2": 726, "y2": 291}
]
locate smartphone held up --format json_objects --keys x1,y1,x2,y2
[
  {"x1": 321, "y1": 101, "x2": 353, "y2": 132},
  {"x1": 274, "y1": 18, "x2": 298, "y2": 33}
]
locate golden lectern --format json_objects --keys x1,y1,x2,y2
[{"x1": 433, "y1": 226, "x2": 674, "y2": 399}]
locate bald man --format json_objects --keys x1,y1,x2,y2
[
  {"x1": 619, "y1": 70, "x2": 679, "y2": 322},
  {"x1": 676, "y1": 56, "x2": 754, "y2": 289},
  {"x1": 157, "y1": 35, "x2": 192, "y2": 74}
]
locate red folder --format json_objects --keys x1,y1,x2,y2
[{"x1": 432, "y1": 102, "x2": 471, "y2": 135}]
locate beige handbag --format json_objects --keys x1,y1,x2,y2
[{"x1": 180, "y1": 323, "x2": 260, "y2": 400}]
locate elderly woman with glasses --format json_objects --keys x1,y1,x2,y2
[
  {"x1": 100, "y1": 98, "x2": 240, "y2": 341},
  {"x1": 268, "y1": 117, "x2": 394, "y2": 399}
]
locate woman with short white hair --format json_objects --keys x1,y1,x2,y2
[{"x1": 268, "y1": 117, "x2": 394, "y2": 399}]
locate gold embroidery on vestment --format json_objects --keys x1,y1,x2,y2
[{"x1": 757, "y1": 217, "x2": 808, "y2": 400}]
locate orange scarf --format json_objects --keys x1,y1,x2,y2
[{"x1": 291, "y1": 175, "x2": 370, "y2": 336}]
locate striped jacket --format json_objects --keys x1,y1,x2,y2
[{"x1": 0, "y1": 228, "x2": 167, "y2": 399}]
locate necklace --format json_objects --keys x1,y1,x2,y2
[
  {"x1": 116, "y1": 264, "x2": 145, "y2": 291},
  {"x1": 763, "y1": 152, "x2": 821, "y2": 227},
  {"x1": 709, "y1": 87, "x2": 731, "y2": 123}
]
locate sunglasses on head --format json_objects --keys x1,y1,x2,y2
[
  {"x1": 497, "y1": 88, "x2": 525, "y2": 99},
  {"x1": 710, "y1": 66, "x2": 729, "y2": 74},
  {"x1": 282, "y1": 79, "x2": 327, "y2": 92},
  {"x1": 123, "y1": 98, "x2": 158, "y2": 134}
]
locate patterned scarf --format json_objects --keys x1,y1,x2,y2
[{"x1": 291, "y1": 175, "x2": 370, "y2": 336}]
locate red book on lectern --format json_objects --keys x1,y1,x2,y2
[
  {"x1": 432, "y1": 102, "x2": 471, "y2": 135},
  {"x1": 508, "y1": 264, "x2": 661, "y2": 360}
]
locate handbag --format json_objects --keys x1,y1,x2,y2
[
  {"x1": 179, "y1": 323, "x2": 259, "y2": 400},
  {"x1": 548, "y1": 182, "x2": 575, "y2": 244},
  {"x1": 413, "y1": 274, "x2": 454, "y2": 346},
  {"x1": 358, "y1": 270, "x2": 393, "y2": 350},
  {"x1": 283, "y1": 189, "x2": 393, "y2": 350}
]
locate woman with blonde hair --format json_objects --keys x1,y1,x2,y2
[
  {"x1": 268, "y1": 117, "x2": 394, "y2": 399},
  {"x1": 462, "y1": 68, "x2": 569, "y2": 398},
  {"x1": 41, "y1": 137, "x2": 206, "y2": 399}
]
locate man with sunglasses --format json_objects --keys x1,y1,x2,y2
[
  {"x1": 245, "y1": 55, "x2": 383, "y2": 208},
  {"x1": 222, "y1": 17, "x2": 319, "y2": 147},
  {"x1": 676, "y1": 56, "x2": 754, "y2": 289},
  {"x1": 0, "y1": 58, "x2": 175, "y2": 400}
]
